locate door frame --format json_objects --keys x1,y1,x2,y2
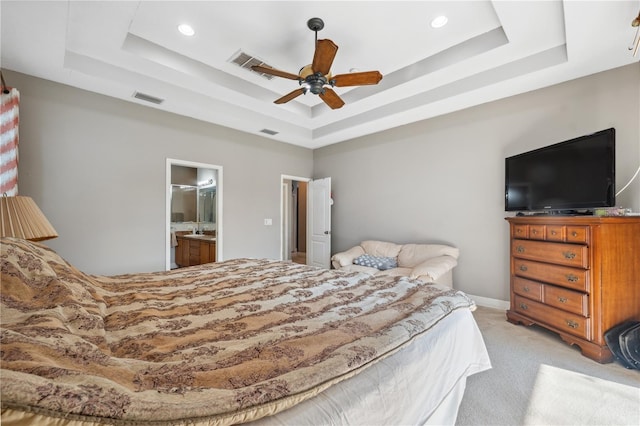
[
  {"x1": 166, "y1": 158, "x2": 223, "y2": 270},
  {"x1": 280, "y1": 175, "x2": 310, "y2": 261}
]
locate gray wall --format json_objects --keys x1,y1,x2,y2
[
  {"x1": 8, "y1": 64, "x2": 640, "y2": 303},
  {"x1": 8, "y1": 70, "x2": 314, "y2": 275},
  {"x1": 314, "y1": 63, "x2": 640, "y2": 302}
]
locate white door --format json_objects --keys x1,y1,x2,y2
[{"x1": 307, "y1": 177, "x2": 332, "y2": 268}]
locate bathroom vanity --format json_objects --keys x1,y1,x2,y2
[{"x1": 175, "y1": 233, "x2": 217, "y2": 267}]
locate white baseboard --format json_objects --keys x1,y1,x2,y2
[{"x1": 467, "y1": 294, "x2": 510, "y2": 310}]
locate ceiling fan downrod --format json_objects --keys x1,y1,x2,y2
[{"x1": 307, "y1": 17, "x2": 324, "y2": 46}]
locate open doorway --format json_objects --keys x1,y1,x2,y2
[
  {"x1": 281, "y1": 176, "x2": 309, "y2": 265},
  {"x1": 166, "y1": 159, "x2": 223, "y2": 270},
  {"x1": 281, "y1": 175, "x2": 332, "y2": 268}
]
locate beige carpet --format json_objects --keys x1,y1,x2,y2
[{"x1": 456, "y1": 306, "x2": 640, "y2": 426}]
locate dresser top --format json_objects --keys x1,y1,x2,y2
[{"x1": 506, "y1": 215, "x2": 640, "y2": 225}]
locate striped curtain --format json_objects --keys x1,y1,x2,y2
[{"x1": 1, "y1": 87, "x2": 19, "y2": 195}]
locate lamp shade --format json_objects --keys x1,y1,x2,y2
[{"x1": 0, "y1": 195, "x2": 58, "y2": 241}]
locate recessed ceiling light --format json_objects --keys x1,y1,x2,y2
[
  {"x1": 178, "y1": 24, "x2": 195, "y2": 36},
  {"x1": 431, "y1": 16, "x2": 448, "y2": 29}
]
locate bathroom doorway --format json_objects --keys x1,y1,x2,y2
[{"x1": 166, "y1": 159, "x2": 223, "y2": 270}]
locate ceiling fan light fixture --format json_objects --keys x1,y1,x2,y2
[
  {"x1": 178, "y1": 24, "x2": 195, "y2": 36},
  {"x1": 299, "y1": 64, "x2": 314, "y2": 79},
  {"x1": 431, "y1": 15, "x2": 448, "y2": 29}
]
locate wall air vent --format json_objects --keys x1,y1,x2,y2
[
  {"x1": 228, "y1": 50, "x2": 275, "y2": 80},
  {"x1": 133, "y1": 91, "x2": 164, "y2": 104},
  {"x1": 260, "y1": 128, "x2": 279, "y2": 136}
]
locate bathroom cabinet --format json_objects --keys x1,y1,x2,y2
[{"x1": 176, "y1": 235, "x2": 216, "y2": 267}]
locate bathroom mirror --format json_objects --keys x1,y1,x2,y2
[{"x1": 171, "y1": 185, "x2": 197, "y2": 222}]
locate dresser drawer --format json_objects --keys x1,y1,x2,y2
[
  {"x1": 514, "y1": 295, "x2": 590, "y2": 339},
  {"x1": 512, "y1": 240, "x2": 588, "y2": 268},
  {"x1": 529, "y1": 225, "x2": 546, "y2": 240},
  {"x1": 543, "y1": 285, "x2": 588, "y2": 316},
  {"x1": 546, "y1": 225, "x2": 565, "y2": 241},
  {"x1": 513, "y1": 277, "x2": 543, "y2": 301},
  {"x1": 566, "y1": 226, "x2": 589, "y2": 243},
  {"x1": 513, "y1": 259, "x2": 589, "y2": 292},
  {"x1": 513, "y1": 224, "x2": 529, "y2": 239}
]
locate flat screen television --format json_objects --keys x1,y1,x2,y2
[{"x1": 505, "y1": 128, "x2": 615, "y2": 213}]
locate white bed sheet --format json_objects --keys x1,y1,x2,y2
[{"x1": 250, "y1": 307, "x2": 491, "y2": 425}]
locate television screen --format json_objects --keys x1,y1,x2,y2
[{"x1": 505, "y1": 128, "x2": 615, "y2": 212}]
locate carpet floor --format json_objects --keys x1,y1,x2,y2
[{"x1": 456, "y1": 306, "x2": 640, "y2": 426}]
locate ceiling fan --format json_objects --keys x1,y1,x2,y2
[{"x1": 251, "y1": 18, "x2": 383, "y2": 109}]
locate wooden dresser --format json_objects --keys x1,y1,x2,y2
[{"x1": 506, "y1": 216, "x2": 640, "y2": 363}]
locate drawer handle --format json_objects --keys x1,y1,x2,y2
[
  {"x1": 558, "y1": 297, "x2": 567, "y2": 303},
  {"x1": 566, "y1": 274, "x2": 579, "y2": 283},
  {"x1": 516, "y1": 246, "x2": 525, "y2": 253},
  {"x1": 571, "y1": 231, "x2": 578, "y2": 237},
  {"x1": 519, "y1": 303, "x2": 529, "y2": 310},
  {"x1": 532, "y1": 230, "x2": 538, "y2": 234},
  {"x1": 563, "y1": 251, "x2": 576, "y2": 260},
  {"x1": 519, "y1": 265, "x2": 528, "y2": 272},
  {"x1": 523, "y1": 286, "x2": 530, "y2": 293},
  {"x1": 551, "y1": 230, "x2": 557, "y2": 235},
  {"x1": 566, "y1": 320, "x2": 579, "y2": 329}
]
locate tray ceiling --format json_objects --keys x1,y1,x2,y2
[{"x1": 1, "y1": 1, "x2": 638, "y2": 148}]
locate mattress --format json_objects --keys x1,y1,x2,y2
[{"x1": 251, "y1": 307, "x2": 491, "y2": 425}]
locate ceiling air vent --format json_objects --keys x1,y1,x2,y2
[
  {"x1": 228, "y1": 50, "x2": 275, "y2": 80},
  {"x1": 133, "y1": 91, "x2": 164, "y2": 105},
  {"x1": 260, "y1": 128, "x2": 279, "y2": 136}
]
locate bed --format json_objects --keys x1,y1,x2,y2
[{"x1": 0, "y1": 237, "x2": 491, "y2": 425}]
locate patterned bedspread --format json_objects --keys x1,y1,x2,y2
[{"x1": 0, "y1": 237, "x2": 475, "y2": 425}]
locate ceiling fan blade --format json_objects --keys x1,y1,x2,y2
[
  {"x1": 274, "y1": 88, "x2": 306, "y2": 104},
  {"x1": 312, "y1": 39, "x2": 338, "y2": 76},
  {"x1": 332, "y1": 71, "x2": 383, "y2": 87},
  {"x1": 319, "y1": 88, "x2": 345, "y2": 109},
  {"x1": 251, "y1": 65, "x2": 300, "y2": 81}
]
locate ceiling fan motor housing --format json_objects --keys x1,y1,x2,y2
[{"x1": 302, "y1": 73, "x2": 329, "y2": 94}]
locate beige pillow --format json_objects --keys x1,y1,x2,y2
[
  {"x1": 331, "y1": 246, "x2": 365, "y2": 267},
  {"x1": 360, "y1": 240, "x2": 402, "y2": 258},
  {"x1": 398, "y1": 244, "x2": 459, "y2": 267},
  {"x1": 410, "y1": 256, "x2": 458, "y2": 282}
]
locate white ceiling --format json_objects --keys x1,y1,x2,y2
[{"x1": 1, "y1": 1, "x2": 639, "y2": 149}]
